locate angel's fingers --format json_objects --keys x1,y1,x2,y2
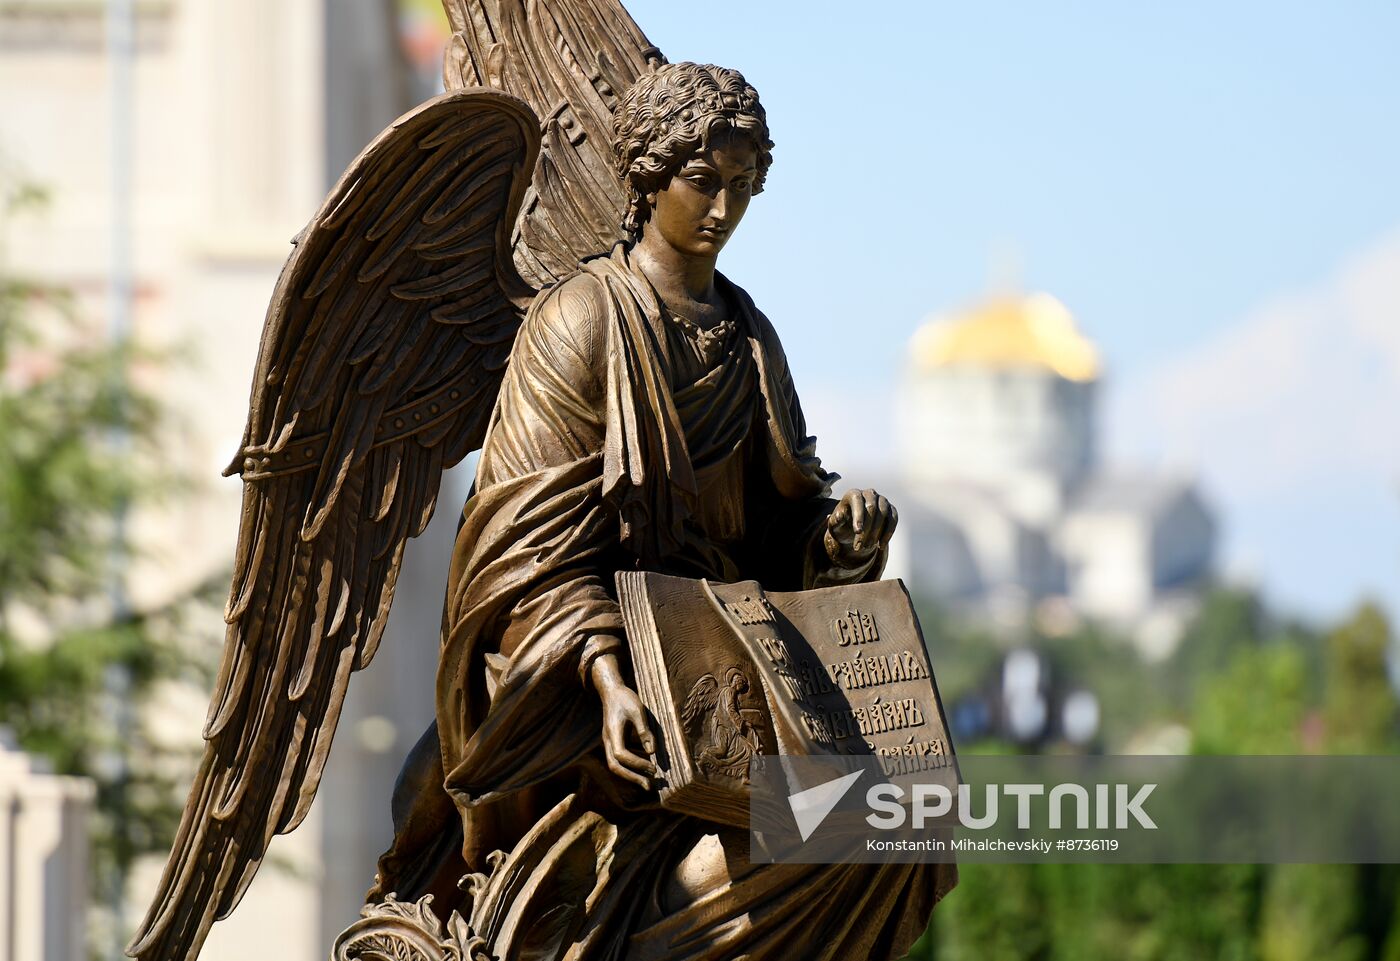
[
  {"x1": 627, "y1": 712, "x2": 658, "y2": 759},
  {"x1": 639, "y1": 728, "x2": 658, "y2": 757},
  {"x1": 883, "y1": 503, "x2": 899, "y2": 543},
  {"x1": 830, "y1": 497, "x2": 852, "y2": 533},
  {"x1": 864, "y1": 512, "x2": 888, "y2": 550},
  {"x1": 612, "y1": 742, "x2": 655, "y2": 777},
  {"x1": 869, "y1": 494, "x2": 892, "y2": 544},
  {"x1": 849, "y1": 494, "x2": 868, "y2": 537},
  {"x1": 603, "y1": 720, "x2": 653, "y2": 783},
  {"x1": 608, "y1": 754, "x2": 653, "y2": 790}
]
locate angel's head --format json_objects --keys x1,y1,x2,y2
[
  {"x1": 725, "y1": 667, "x2": 750, "y2": 694},
  {"x1": 612, "y1": 62, "x2": 773, "y2": 255}
]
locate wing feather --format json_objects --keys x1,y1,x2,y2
[
  {"x1": 682, "y1": 674, "x2": 721, "y2": 729},
  {"x1": 443, "y1": 0, "x2": 665, "y2": 285},
  {"x1": 127, "y1": 88, "x2": 540, "y2": 961}
]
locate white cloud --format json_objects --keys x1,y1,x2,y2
[
  {"x1": 1111, "y1": 229, "x2": 1400, "y2": 619},
  {"x1": 1122, "y1": 232, "x2": 1400, "y2": 487}
]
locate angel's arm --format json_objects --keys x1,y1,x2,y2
[
  {"x1": 473, "y1": 273, "x2": 626, "y2": 687},
  {"x1": 440, "y1": 274, "x2": 660, "y2": 798}
]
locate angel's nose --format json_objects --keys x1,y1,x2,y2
[{"x1": 710, "y1": 188, "x2": 731, "y2": 221}]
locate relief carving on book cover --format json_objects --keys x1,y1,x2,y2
[{"x1": 681, "y1": 668, "x2": 765, "y2": 782}]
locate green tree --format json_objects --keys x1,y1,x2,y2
[
  {"x1": 0, "y1": 166, "x2": 216, "y2": 949},
  {"x1": 1323, "y1": 603, "x2": 1397, "y2": 752},
  {"x1": 1258, "y1": 864, "x2": 1368, "y2": 961},
  {"x1": 1191, "y1": 642, "x2": 1310, "y2": 755},
  {"x1": 906, "y1": 592, "x2": 1400, "y2": 961}
]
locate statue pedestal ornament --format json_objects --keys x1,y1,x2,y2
[{"x1": 332, "y1": 894, "x2": 484, "y2": 961}]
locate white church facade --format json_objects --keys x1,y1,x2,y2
[{"x1": 891, "y1": 291, "x2": 1215, "y2": 650}]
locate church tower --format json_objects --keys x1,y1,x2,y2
[
  {"x1": 894, "y1": 290, "x2": 1214, "y2": 645},
  {"x1": 901, "y1": 292, "x2": 1099, "y2": 525}
]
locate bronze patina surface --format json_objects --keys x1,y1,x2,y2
[
  {"x1": 129, "y1": 3, "x2": 955, "y2": 959},
  {"x1": 617, "y1": 573, "x2": 957, "y2": 819}
]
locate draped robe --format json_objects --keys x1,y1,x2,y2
[{"x1": 377, "y1": 244, "x2": 954, "y2": 959}]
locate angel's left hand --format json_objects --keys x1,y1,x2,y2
[{"x1": 825, "y1": 488, "x2": 898, "y2": 569}]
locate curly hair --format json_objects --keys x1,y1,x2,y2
[{"x1": 611, "y1": 62, "x2": 773, "y2": 238}]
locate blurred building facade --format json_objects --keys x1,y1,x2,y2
[
  {"x1": 1, "y1": 1, "x2": 454, "y2": 958},
  {"x1": 893, "y1": 292, "x2": 1215, "y2": 653},
  {"x1": 0, "y1": 737, "x2": 93, "y2": 961}
]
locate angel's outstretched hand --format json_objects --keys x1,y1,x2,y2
[
  {"x1": 825, "y1": 488, "x2": 898, "y2": 569},
  {"x1": 589, "y1": 650, "x2": 658, "y2": 790}
]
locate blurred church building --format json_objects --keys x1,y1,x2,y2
[{"x1": 890, "y1": 291, "x2": 1216, "y2": 654}]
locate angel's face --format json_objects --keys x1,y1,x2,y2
[{"x1": 646, "y1": 127, "x2": 758, "y2": 258}]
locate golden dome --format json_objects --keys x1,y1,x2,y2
[{"x1": 910, "y1": 292, "x2": 1099, "y2": 382}]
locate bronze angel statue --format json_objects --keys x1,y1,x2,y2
[{"x1": 129, "y1": 2, "x2": 954, "y2": 959}]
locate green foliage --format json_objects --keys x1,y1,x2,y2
[
  {"x1": 1325, "y1": 603, "x2": 1398, "y2": 751},
  {"x1": 0, "y1": 310, "x2": 154, "y2": 599},
  {"x1": 0, "y1": 166, "x2": 217, "y2": 931},
  {"x1": 1174, "y1": 587, "x2": 1267, "y2": 671},
  {"x1": 1259, "y1": 864, "x2": 1368, "y2": 961},
  {"x1": 1191, "y1": 643, "x2": 1310, "y2": 754},
  {"x1": 926, "y1": 861, "x2": 1051, "y2": 961},
  {"x1": 904, "y1": 591, "x2": 1400, "y2": 961},
  {"x1": 923, "y1": 862, "x2": 1265, "y2": 961},
  {"x1": 0, "y1": 170, "x2": 147, "y2": 598}
]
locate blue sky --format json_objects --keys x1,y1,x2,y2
[{"x1": 627, "y1": 0, "x2": 1400, "y2": 622}]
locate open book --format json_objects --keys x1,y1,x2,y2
[{"x1": 616, "y1": 572, "x2": 956, "y2": 825}]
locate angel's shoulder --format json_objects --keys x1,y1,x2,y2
[{"x1": 522, "y1": 271, "x2": 612, "y2": 371}]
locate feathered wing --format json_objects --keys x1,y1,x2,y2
[
  {"x1": 126, "y1": 88, "x2": 540, "y2": 961},
  {"x1": 441, "y1": 0, "x2": 666, "y2": 287},
  {"x1": 681, "y1": 674, "x2": 721, "y2": 732}
]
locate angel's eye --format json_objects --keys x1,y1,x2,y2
[
  {"x1": 686, "y1": 173, "x2": 715, "y2": 189},
  {"x1": 733, "y1": 179, "x2": 752, "y2": 193}
]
